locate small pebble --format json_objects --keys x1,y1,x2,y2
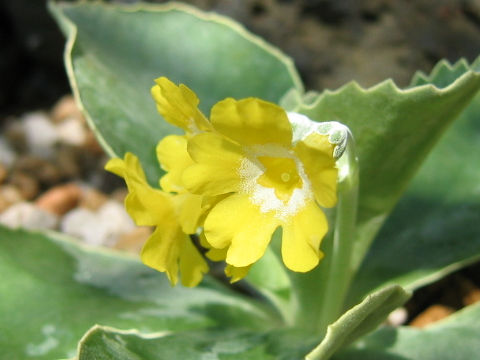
[
  {"x1": 83, "y1": 131, "x2": 104, "y2": 155},
  {"x1": 22, "y1": 112, "x2": 58, "y2": 158},
  {"x1": 50, "y1": 95, "x2": 83, "y2": 124},
  {"x1": 0, "y1": 202, "x2": 58, "y2": 230},
  {"x1": 0, "y1": 135, "x2": 17, "y2": 166},
  {"x1": 61, "y1": 200, "x2": 135, "y2": 247},
  {"x1": 111, "y1": 188, "x2": 128, "y2": 203},
  {"x1": 0, "y1": 197, "x2": 10, "y2": 213},
  {"x1": 36, "y1": 183, "x2": 82, "y2": 216},
  {"x1": 459, "y1": 277, "x2": 480, "y2": 306},
  {"x1": 56, "y1": 117, "x2": 87, "y2": 146},
  {"x1": 98, "y1": 200, "x2": 136, "y2": 235},
  {"x1": 9, "y1": 172, "x2": 39, "y2": 200},
  {"x1": 79, "y1": 188, "x2": 108, "y2": 211},
  {"x1": 61, "y1": 208, "x2": 104, "y2": 245},
  {"x1": 116, "y1": 227, "x2": 152, "y2": 253},
  {"x1": 4, "y1": 120, "x2": 27, "y2": 153},
  {"x1": 55, "y1": 146, "x2": 83, "y2": 179},
  {"x1": 0, "y1": 163, "x2": 8, "y2": 184},
  {"x1": 409, "y1": 304, "x2": 455, "y2": 328},
  {"x1": 0, "y1": 185, "x2": 24, "y2": 205},
  {"x1": 386, "y1": 307, "x2": 408, "y2": 326},
  {"x1": 0, "y1": 185, "x2": 23, "y2": 212},
  {"x1": 15, "y1": 156, "x2": 63, "y2": 186}
]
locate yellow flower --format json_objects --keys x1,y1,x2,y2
[
  {"x1": 152, "y1": 77, "x2": 251, "y2": 282},
  {"x1": 181, "y1": 97, "x2": 339, "y2": 272},
  {"x1": 109, "y1": 76, "x2": 338, "y2": 287},
  {"x1": 105, "y1": 152, "x2": 208, "y2": 287},
  {"x1": 151, "y1": 76, "x2": 212, "y2": 134},
  {"x1": 151, "y1": 77, "x2": 212, "y2": 194}
]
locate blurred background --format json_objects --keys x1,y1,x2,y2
[{"x1": 2, "y1": 0, "x2": 480, "y2": 117}]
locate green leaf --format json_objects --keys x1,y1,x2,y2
[
  {"x1": 285, "y1": 57, "x2": 480, "y2": 270},
  {"x1": 0, "y1": 226, "x2": 277, "y2": 359},
  {"x1": 337, "y1": 302, "x2": 480, "y2": 360},
  {"x1": 348, "y1": 90, "x2": 480, "y2": 304},
  {"x1": 49, "y1": 1, "x2": 302, "y2": 185},
  {"x1": 245, "y1": 230, "x2": 293, "y2": 325},
  {"x1": 77, "y1": 325, "x2": 319, "y2": 360},
  {"x1": 305, "y1": 285, "x2": 410, "y2": 360}
]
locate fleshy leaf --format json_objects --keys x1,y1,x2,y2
[
  {"x1": 48, "y1": 1, "x2": 302, "y2": 185},
  {"x1": 0, "y1": 226, "x2": 277, "y2": 359},
  {"x1": 410, "y1": 58, "x2": 480, "y2": 88},
  {"x1": 337, "y1": 302, "x2": 480, "y2": 360},
  {"x1": 305, "y1": 285, "x2": 410, "y2": 360},
  {"x1": 77, "y1": 325, "x2": 319, "y2": 360},
  {"x1": 347, "y1": 90, "x2": 480, "y2": 304},
  {"x1": 284, "y1": 57, "x2": 480, "y2": 271}
]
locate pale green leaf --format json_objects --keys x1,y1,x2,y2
[
  {"x1": 348, "y1": 90, "x2": 480, "y2": 304},
  {"x1": 0, "y1": 226, "x2": 277, "y2": 359},
  {"x1": 286, "y1": 57, "x2": 480, "y2": 270},
  {"x1": 77, "y1": 325, "x2": 319, "y2": 360},
  {"x1": 49, "y1": 1, "x2": 302, "y2": 185},
  {"x1": 305, "y1": 285, "x2": 410, "y2": 360},
  {"x1": 245, "y1": 230, "x2": 293, "y2": 325},
  {"x1": 337, "y1": 302, "x2": 480, "y2": 360}
]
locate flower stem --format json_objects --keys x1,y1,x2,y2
[{"x1": 288, "y1": 131, "x2": 359, "y2": 335}]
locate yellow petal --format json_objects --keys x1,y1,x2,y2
[
  {"x1": 156, "y1": 135, "x2": 194, "y2": 193},
  {"x1": 204, "y1": 193, "x2": 280, "y2": 267},
  {"x1": 105, "y1": 154, "x2": 172, "y2": 226},
  {"x1": 281, "y1": 201, "x2": 327, "y2": 272},
  {"x1": 210, "y1": 98, "x2": 292, "y2": 146},
  {"x1": 183, "y1": 132, "x2": 243, "y2": 196},
  {"x1": 225, "y1": 264, "x2": 251, "y2": 283},
  {"x1": 105, "y1": 154, "x2": 145, "y2": 183},
  {"x1": 151, "y1": 77, "x2": 211, "y2": 133},
  {"x1": 198, "y1": 232, "x2": 228, "y2": 261},
  {"x1": 179, "y1": 237, "x2": 209, "y2": 287},
  {"x1": 171, "y1": 193, "x2": 203, "y2": 234},
  {"x1": 141, "y1": 225, "x2": 184, "y2": 286},
  {"x1": 294, "y1": 133, "x2": 338, "y2": 208},
  {"x1": 107, "y1": 153, "x2": 208, "y2": 287}
]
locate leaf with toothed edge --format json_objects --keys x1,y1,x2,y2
[
  {"x1": 282, "y1": 56, "x2": 480, "y2": 274},
  {"x1": 347, "y1": 89, "x2": 480, "y2": 305}
]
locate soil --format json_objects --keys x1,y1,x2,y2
[{"x1": 1, "y1": 0, "x2": 480, "y2": 328}]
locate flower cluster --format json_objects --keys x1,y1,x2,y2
[{"x1": 106, "y1": 77, "x2": 339, "y2": 287}]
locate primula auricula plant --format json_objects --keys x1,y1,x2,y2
[
  {"x1": 3, "y1": 2, "x2": 479, "y2": 360},
  {"x1": 106, "y1": 77, "x2": 353, "y2": 288}
]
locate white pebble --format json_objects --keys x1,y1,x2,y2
[
  {"x1": 0, "y1": 202, "x2": 58, "y2": 230},
  {"x1": 387, "y1": 307, "x2": 408, "y2": 326},
  {"x1": 22, "y1": 112, "x2": 58, "y2": 158},
  {"x1": 56, "y1": 117, "x2": 86, "y2": 146},
  {"x1": 0, "y1": 136, "x2": 17, "y2": 167},
  {"x1": 61, "y1": 200, "x2": 135, "y2": 247}
]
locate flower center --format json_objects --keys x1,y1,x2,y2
[
  {"x1": 256, "y1": 156, "x2": 303, "y2": 201},
  {"x1": 280, "y1": 172, "x2": 291, "y2": 182}
]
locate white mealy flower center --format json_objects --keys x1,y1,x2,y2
[{"x1": 238, "y1": 144, "x2": 313, "y2": 221}]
